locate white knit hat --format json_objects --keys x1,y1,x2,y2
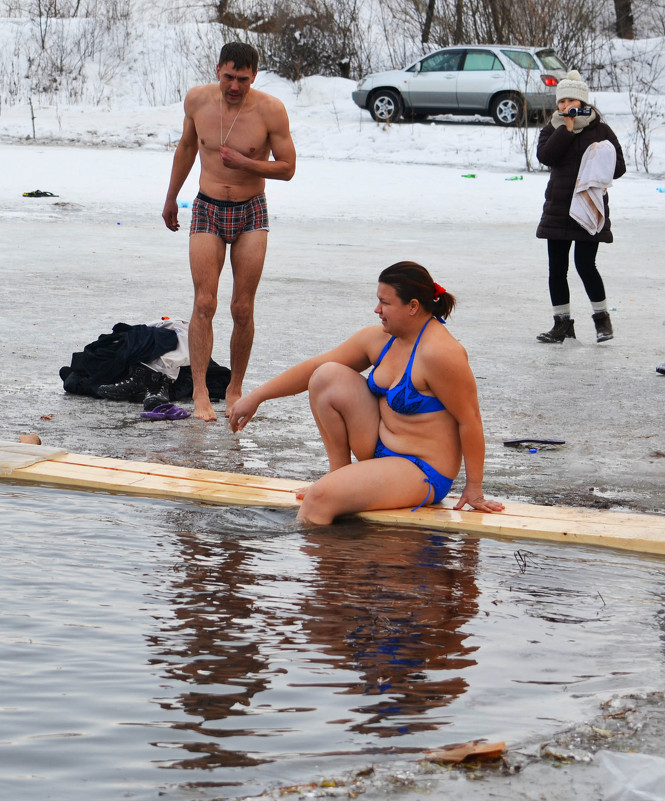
[{"x1": 556, "y1": 70, "x2": 589, "y2": 104}]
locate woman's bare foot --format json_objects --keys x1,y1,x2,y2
[{"x1": 295, "y1": 485, "x2": 310, "y2": 501}]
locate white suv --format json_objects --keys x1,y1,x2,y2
[{"x1": 352, "y1": 45, "x2": 567, "y2": 126}]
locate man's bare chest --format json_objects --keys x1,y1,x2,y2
[{"x1": 196, "y1": 106, "x2": 269, "y2": 157}]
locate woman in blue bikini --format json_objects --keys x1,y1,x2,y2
[{"x1": 230, "y1": 261, "x2": 504, "y2": 524}]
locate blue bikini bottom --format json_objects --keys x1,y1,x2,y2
[{"x1": 374, "y1": 438, "x2": 454, "y2": 510}]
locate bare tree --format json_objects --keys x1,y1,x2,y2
[
  {"x1": 32, "y1": 0, "x2": 56, "y2": 49},
  {"x1": 375, "y1": 0, "x2": 596, "y2": 70},
  {"x1": 454, "y1": 0, "x2": 464, "y2": 42},
  {"x1": 624, "y1": 44, "x2": 665, "y2": 172},
  {"x1": 613, "y1": 0, "x2": 634, "y2": 39},
  {"x1": 422, "y1": 0, "x2": 436, "y2": 43},
  {"x1": 207, "y1": 0, "x2": 368, "y2": 79}
]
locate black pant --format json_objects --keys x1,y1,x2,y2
[{"x1": 547, "y1": 240, "x2": 606, "y2": 307}]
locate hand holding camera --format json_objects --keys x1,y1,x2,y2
[{"x1": 562, "y1": 106, "x2": 592, "y2": 118}]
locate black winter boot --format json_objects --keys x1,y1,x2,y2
[
  {"x1": 98, "y1": 363, "x2": 170, "y2": 403},
  {"x1": 143, "y1": 371, "x2": 174, "y2": 411},
  {"x1": 97, "y1": 363, "x2": 153, "y2": 401},
  {"x1": 536, "y1": 315, "x2": 576, "y2": 343},
  {"x1": 592, "y1": 311, "x2": 613, "y2": 343}
]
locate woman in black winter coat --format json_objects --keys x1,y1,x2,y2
[{"x1": 536, "y1": 70, "x2": 626, "y2": 343}]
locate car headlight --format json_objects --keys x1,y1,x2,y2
[{"x1": 357, "y1": 77, "x2": 368, "y2": 90}]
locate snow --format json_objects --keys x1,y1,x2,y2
[
  {"x1": 1, "y1": 40, "x2": 664, "y2": 215},
  {"x1": 1, "y1": 69, "x2": 664, "y2": 225}
]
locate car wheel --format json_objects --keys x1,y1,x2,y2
[
  {"x1": 491, "y1": 92, "x2": 525, "y2": 126},
  {"x1": 369, "y1": 89, "x2": 403, "y2": 123}
]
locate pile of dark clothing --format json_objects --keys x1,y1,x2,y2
[{"x1": 60, "y1": 322, "x2": 230, "y2": 409}]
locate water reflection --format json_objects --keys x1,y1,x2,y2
[
  {"x1": 4, "y1": 486, "x2": 665, "y2": 801},
  {"x1": 299, "y1": 528, "x2": 479, "y2": 736},
  {"x1": 147, "y1": 513, "x2": 479, "y2": 770}
]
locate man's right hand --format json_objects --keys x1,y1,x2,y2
[{"x1": 162, "y1": 199, "x2": 180, "y2": 231}]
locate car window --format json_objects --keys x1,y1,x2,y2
[
  {"x1": 536, "y1": 49, "x2": 568, "y2": 71},
  {"x1": 501, "y1": 49, "x2": 539, "y2": 70},
  {"x1": 463, "y1": 51, "x2": 503, "y2": 71},
  {"x1": 419, "y1": 50, "x2": 463, "y2": 73}
]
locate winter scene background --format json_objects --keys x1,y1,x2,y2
[
  {"x1": 0, "y1": 0, "x2": 664, "y2": 176},
  {"x1": 2, "y1": 3, "x2": 665, "y2": 801}
]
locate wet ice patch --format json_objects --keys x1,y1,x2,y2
[{"x1": 598, "y1": 750, "x2": 665, "y2": 801}]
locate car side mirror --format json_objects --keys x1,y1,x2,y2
[{"x1": 414, "y1": 61, "x2": 422, "y2": 74}]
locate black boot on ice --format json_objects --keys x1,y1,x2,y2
[
  {"x1": 98, "y1": 363, "x2": 155, "y2": 402},
  {"x1": 592, "y1": 311, "x2": 613, "y2": 343},
  {"x1": 536, "y1": 315, "x2": 576, "y2": 343},
  {"x1": 143, "y1": 371, "x2": 174, "y2": 411}
]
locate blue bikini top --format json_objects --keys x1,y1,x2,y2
[{"x1": 367, "y1": 318, "x2": 446, "y2": 415}]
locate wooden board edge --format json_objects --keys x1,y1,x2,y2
[
  {"x1": 3, "y1": 453, "x2": 664, "y2": 556},
  {"x1": 49, "y1": 454, "x2": 665, "y2": 530},
  {"x1": 51, "y1": 452, "x2": 307, "y2": 493},
  {"x1": 7, "y1": 461, "x2": 300, "y2": 509},
  {"x1": 357, "y1": 508, "x2": 665, "y2": 555}
]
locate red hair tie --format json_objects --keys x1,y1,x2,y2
[{"x1": 433, "y1": 283, "x2": 446, "y2": 300}]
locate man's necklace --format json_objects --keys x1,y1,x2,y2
[{"x1": 220, "y1": 94, "x2": 245, "y2": 146}]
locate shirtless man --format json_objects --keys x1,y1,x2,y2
[{"x1": 162, "y1": 42, "x2": 296, "y2": 421}]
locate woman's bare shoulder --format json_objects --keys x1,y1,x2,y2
[
  {"x1": 342, "y1": 324, "x2": 387, "y2": 352},
  {"x1": 423, "y1": 323, "x2": 469, "y2": 365}
]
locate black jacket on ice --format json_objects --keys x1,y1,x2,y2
[{"x1": 59, "y1": 322, "x2": 230, "y2": 400}]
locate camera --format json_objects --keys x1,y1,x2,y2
[{"x1": 563, "y1": 106, "x2": 592, "y2": 118}]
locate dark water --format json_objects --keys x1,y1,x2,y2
[{"x1": 2, "y1": 482, "x2": 665, "y2": 801}]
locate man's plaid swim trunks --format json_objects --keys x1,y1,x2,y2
[{"x1": 190, "y1": 192, "x2": 269, "y2": 244}]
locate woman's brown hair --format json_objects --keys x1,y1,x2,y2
[{"x1": 379, "y1": 261, "x2": 456, "y2": 320}]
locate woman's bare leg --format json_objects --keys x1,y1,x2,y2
[
  {"x1": 307, "y1": 362, "x2": 380, "y2": 471},
  {"x1": 298, "y1": 456, "x2": 433, "y2": 525}
]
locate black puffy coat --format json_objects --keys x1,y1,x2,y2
[{"x1": 536, "y1": 115, "x2": 626, "y2": 242}]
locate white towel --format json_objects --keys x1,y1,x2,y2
[
  {"x1": 143, "y1": 317, "x2": 190, "y2": 380},
  {"x1": 569, "y1": 140, "x2": 617, "y2": 235},
  {"x1": 0, "y1": 440, "x2": 67, "y2": 475}
]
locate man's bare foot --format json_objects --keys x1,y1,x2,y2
[
  {"x1": 224, "y1": 391, "x2": 241, "y2": 418},
  {"x1": 193, "y1": 399, "x2": 218, "y2": 421}
]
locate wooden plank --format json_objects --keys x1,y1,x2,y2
[
  {"x1": 53, "y1": 452, "x2": 305, "y2": 492},
  {"x1": 10, "y1": 459, "x2": 298, "y2": 508},
  {"x1": 357, "y1": 507, "x2": 665, "y2": 555},
  {"x1": 3, "y1": 451, "x2": 664, "y2": 555},
  {"x1": 50, "y1": 453, "x2": 665, "y2": 531},
  {"x1": 482, "y1": 497, "x2": 665, "y2": 531}
]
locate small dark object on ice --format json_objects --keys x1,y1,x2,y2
[
  {"x1": 504, "y1": 439, "x2": 566, "y2": 447},
  {"x1": 23, "y1": 190, "x2": 59, "y2": 197}
]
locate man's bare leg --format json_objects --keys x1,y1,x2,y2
[
  {"x1": 225, "y1": 230, "x2": 268, "y2": 415},
  {"x1": 189, "y1": 232, "x2": 226, "y2": 421}
]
